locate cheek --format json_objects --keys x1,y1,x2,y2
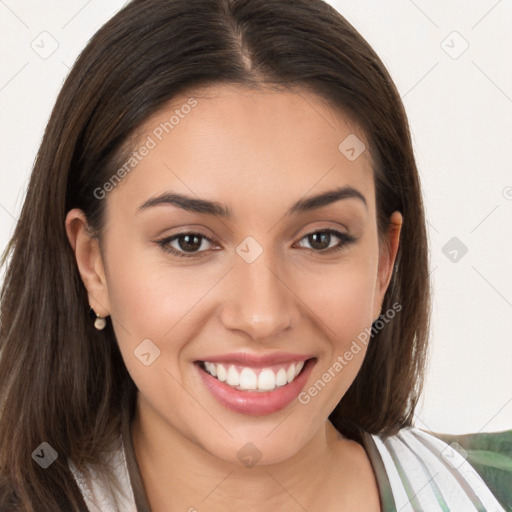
[
  {"x1": 102, "y1": 238, "x2": 227, "y2": 386},
  {"x1": 290, "y1": 248, "x2": 378, "y2": 388},
  {"x1": 102, "y1": 246, "x2": 216, "y2": 419},
  {"x1": 104, "y1": 236, "x2": 220, "y2": 338},
  {"x1": 291, "y1": 256, "x2": 379, "y2": 416},
  {"x1": 293, "y1": 252, "x2": 378, "y2": 342}
]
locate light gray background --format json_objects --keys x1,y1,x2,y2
[{"x1": 0, "y1": 0, "x2": 511, "y2": 434}]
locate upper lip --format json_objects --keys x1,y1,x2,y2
[{"x1": 196, "y1": 352, "x2": 314, "y2": 367}]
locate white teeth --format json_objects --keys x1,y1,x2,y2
[
  {"x1": 239, "y1": 367, "x2": 258, "y2": 390},
  {"x1": 204, "y1": 362, "x2": 217, "y2": 377},
  {"x1": 275, "y1": 368, "x2": 287, "y2": 387},
  {"x1": 226, "y1": 366, "x2": 240, "y2": 386},
  {"x1": 258, "y1": 369, "x2": 276, "y2": 390},
  {"x1": 286, "y1": 364, "x2": 296, "y2": 383},
  {"x1": 202, "y1": 360, "x2": 307, "y2": 391},
  {"x1": 216, "y1": 364, "x2": 227, "y2": 382}
]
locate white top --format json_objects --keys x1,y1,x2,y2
[
  {"x1": 68, "y1": 426, "x2": 505, "y2": 512},
  {"x1": 68, "y1": 436, "x2": 137, "y2": 512}
]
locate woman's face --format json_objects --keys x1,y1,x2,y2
[{"x1": 68, "y1": 84, "x2": 401, "y2": 465}]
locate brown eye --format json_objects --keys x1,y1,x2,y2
[
  {"x1": 156, "y1": 232, "x2": 215, "y2": 258},
  {"x1": 296, "y1": 229, "x2": 356, "y2": 253},
  {"x1": 176, "y1": 234, "x2": 203, "y2": 252},
  {"x1": 308, "y1": 232, "x2": 332, "y2": 250}
]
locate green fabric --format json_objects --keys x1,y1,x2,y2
[{"x1": 433, "y1": 430, "x2": 512, "y2": 511}]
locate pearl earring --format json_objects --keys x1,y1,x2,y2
[{"x1": 89, "y1": 307, "x2": 107, "y2": 330}]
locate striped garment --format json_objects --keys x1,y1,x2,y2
[{"x1": 69, "y1": 426, "x2": 506, "y2": 511}]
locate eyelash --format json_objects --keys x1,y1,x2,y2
[{"x1": 155, "y1": 229, "x2": 357, "y2": 259}]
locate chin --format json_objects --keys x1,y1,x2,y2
[{"x1": 195, "y1": 420, "x2": 318, "y2": 468}]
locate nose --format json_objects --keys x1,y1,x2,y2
[{"x1": 219, "y1": 249, "x2": 301, "y2": 341}]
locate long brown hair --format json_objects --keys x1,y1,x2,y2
[{"x1": 0, "y1": 0, "x2": 430, "y2": 509}]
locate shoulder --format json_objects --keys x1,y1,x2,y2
[
  {"x1": 365, "y1": 426, "x2": 506, "y2": 512},
  {"x1": 430, "y1": 429, "x2": 512, "y2": 511},
  {"x1": 68, "y1": 435, "x2": 137, "y2": 512}
]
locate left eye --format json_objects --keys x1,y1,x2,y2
[
  {"x1": 155, "y1": 229, "x2": 356, "y2": 258},
  {"x1": 294, "y1": 229, "x2": 355, "y2": 252}
]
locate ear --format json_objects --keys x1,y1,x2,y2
[
  {"x1": 373, "y1": 211, "x2": 402, "y2": 320},
  {"x1": 65, "y1": 209, "x2": 111, "y2": 317}
]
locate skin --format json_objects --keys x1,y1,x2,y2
[{"x1": 66, "y1": 84, "x2": 402, "y2": 511}]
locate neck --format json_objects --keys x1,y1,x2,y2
[{"x1": 130, "y1": 393, "x2": 364, "y2": 512}]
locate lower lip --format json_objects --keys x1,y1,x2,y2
[{"x1": 196, "y1": 359, "x2": 316, "y2": 416}]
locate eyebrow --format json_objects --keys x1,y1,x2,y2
[{"x1": 137, "y1": 185, "x2": 367, "y2": 218}]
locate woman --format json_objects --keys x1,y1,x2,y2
[{"x1": 0, "y1": 0, "x2": 505, "y2": 510}]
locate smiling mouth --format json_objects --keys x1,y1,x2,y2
[{"x1": 198, "y1": 359, "x2": 311, "y2": 392}]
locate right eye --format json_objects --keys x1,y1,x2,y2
[{"x1": 155, "y1": 232, "x2": 219, "y2": 258}]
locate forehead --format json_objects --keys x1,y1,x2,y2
[{"x1": 107, "y1": 83, "x2": 374, "y2": 219}]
